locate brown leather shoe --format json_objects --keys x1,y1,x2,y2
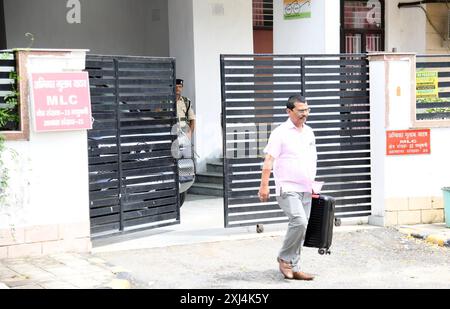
[
  {"x1": 277, "y1": 257, "x2": 293, "y2": 279},
  {"x1": 292, "y1": 271, "x2": 315, "y2": 281}
]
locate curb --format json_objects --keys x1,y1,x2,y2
[
  {"x1": 425, "y1": 234, "x2": 450, "y2": 247},
  {"x1": 397, "y1": 227, "x2": 450, "y2": 247},
  {"x1": 89, "y1": 257, "x2": 133, "y2": 289},
  {"x1": 106, "y1": 264, "x2": 134, "y2": 289},
  {"x1": 104, "y1": 278, "x2": 131, "y2": 289}
]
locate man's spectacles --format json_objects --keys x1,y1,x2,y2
[{"x1": 291, "y1": 108, "x2": 311, "y2": 114}]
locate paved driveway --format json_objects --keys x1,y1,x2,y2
[{"x1": 96, "y1": 226, "x2": 450, "y2": 289}]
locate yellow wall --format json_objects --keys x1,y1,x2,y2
[{"x1": 426, "y1": 4, "x2": 450, "y2": 53}]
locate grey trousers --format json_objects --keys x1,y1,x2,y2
[{"x1": 276, "y1": 191, "x2": 312, "y2": 272}]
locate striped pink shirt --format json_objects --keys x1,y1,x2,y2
[{"x1": 264, "y1": 118, "x2": 317, "y2": 195}]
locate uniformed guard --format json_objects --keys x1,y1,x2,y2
[{"x1": 176, "y1": 78, "x2": 196, "y2": 139}]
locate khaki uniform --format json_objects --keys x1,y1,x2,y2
[{"x1": 177, "y1": 96, "x2": 195, "y2": 131}]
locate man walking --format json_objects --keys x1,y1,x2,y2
[{"x1": 258, "y1": 95, "x2": 317, "y2": 280}]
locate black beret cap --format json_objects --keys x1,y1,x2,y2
[{"x1": 176, "y1": 79, "x2": 184, "y2": 86}]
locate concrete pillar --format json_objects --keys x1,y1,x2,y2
[
  {"x1": 1, "y1": 49, "x2": 91, "y2": 257},
  {"x1": 169, "y1": 0, "x2": 253, "y2": 171},
  {"x1": 274, "y1": 0, "x2": 340, "y2": 54},
  {"x1": 368, "y1": 53, "x2": 416, "y2": 226}
]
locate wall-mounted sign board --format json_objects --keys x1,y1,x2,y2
[
  {"x1": 30, "y1": 72, "x2": 92, "y2": 132},
  {"x1": 386, "y1": 129, "x2": 430, "y2": 156}
]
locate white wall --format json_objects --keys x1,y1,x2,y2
[
  {"x1": 369, "y1": 60, "x2": 386, "y2": 218},
  {"x1": 3, "y1": 130, "x2": 90, "y2": 227},
  {"x1": 384, "y1": 58, "x2": 448, "y2": 197},
  {"x1": 4, "y1": 0, "x2": 169, "y2": 56},
  {"x1": 168, "y1": 0, "x2": 196, "y2": 109},
  {"x1": 191, "y1": 0, "x2": 253, "y2": 170},
  {"x1": 385, "y1": 129, "x2": 450, "y2": 198},
  {"x1": 385, "y1": 0, "x2": 426, "y2": 53},
  {"x1": 324, "y1": 0, "x2": 340, "y2": 54},
  {"x1": 273, "y1": 0, "x2": 339, "y2": 54}
]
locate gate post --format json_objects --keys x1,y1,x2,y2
[
  {"x1": 1, "y1": 49, "x2": 91, "y2": 257},
  {"x1": 367, "y1": 53, "x2": 416, "y2": 227}
]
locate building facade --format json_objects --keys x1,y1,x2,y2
[{"x1": 0, "y1": 0, "x2": 448, "y2": 170}]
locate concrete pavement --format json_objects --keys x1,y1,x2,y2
[
  {"x1": 91, "y1": 195, "x2": 450, "y2": 289},
  {"x1": 95, "y1": 223, "x2": 450, "y2": 289},
  {"x1": 0, "y1": 252, "x2": 133, "y2": 289},
  {"x1": 1, "y1": 194, "x2": 449, "y2": 289}
]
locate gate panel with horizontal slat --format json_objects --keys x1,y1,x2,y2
[
  {"x1": 86, "y1": 55, "x2": 180, "y2": 237},
  {"x1": 221, "y1": 54, "x2": 371, "y2": 228}
]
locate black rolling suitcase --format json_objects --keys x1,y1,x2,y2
[{"x1": 304, "y1": 194, "x2": 336, "y2": 255}]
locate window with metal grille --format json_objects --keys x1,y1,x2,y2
[
  {"x1": 341, "y1": 0, "x2": 385, "y2": 53},
  {"x1": 253, "y1": 0, "x2": 273, "y2": 29}
]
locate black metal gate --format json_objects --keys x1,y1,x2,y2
[
  {"x1": 221, "y1": 54, "x2": 371, "y2": 228},
  {"x1": 86, "y1": 55, "x2": 180, "y2": 237}
]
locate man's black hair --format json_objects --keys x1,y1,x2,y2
[{"x1": 287, "y1": 95, "x2": 306, "y2": 110}]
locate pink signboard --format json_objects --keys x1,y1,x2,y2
[{"x1": 30, "y1": 72, "x2": 92, "y2": 132}]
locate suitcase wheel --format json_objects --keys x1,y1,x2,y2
[
  {"x1": 319, "y1": 248, "x2": 331, "y2": 255},
  {"x1": 334, "y1": 218, "x2": 342, "y2": 227},
  {"x1": 256, "y1": 224, "x2": 264, "y2": 233}
]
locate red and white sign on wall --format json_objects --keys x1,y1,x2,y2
[
  {"x1": 386, "y1": 129, "x2": 431, "y2": 156},
  {"x1": 30, "y1": 72, "x2": 92, "y2": 132}
]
